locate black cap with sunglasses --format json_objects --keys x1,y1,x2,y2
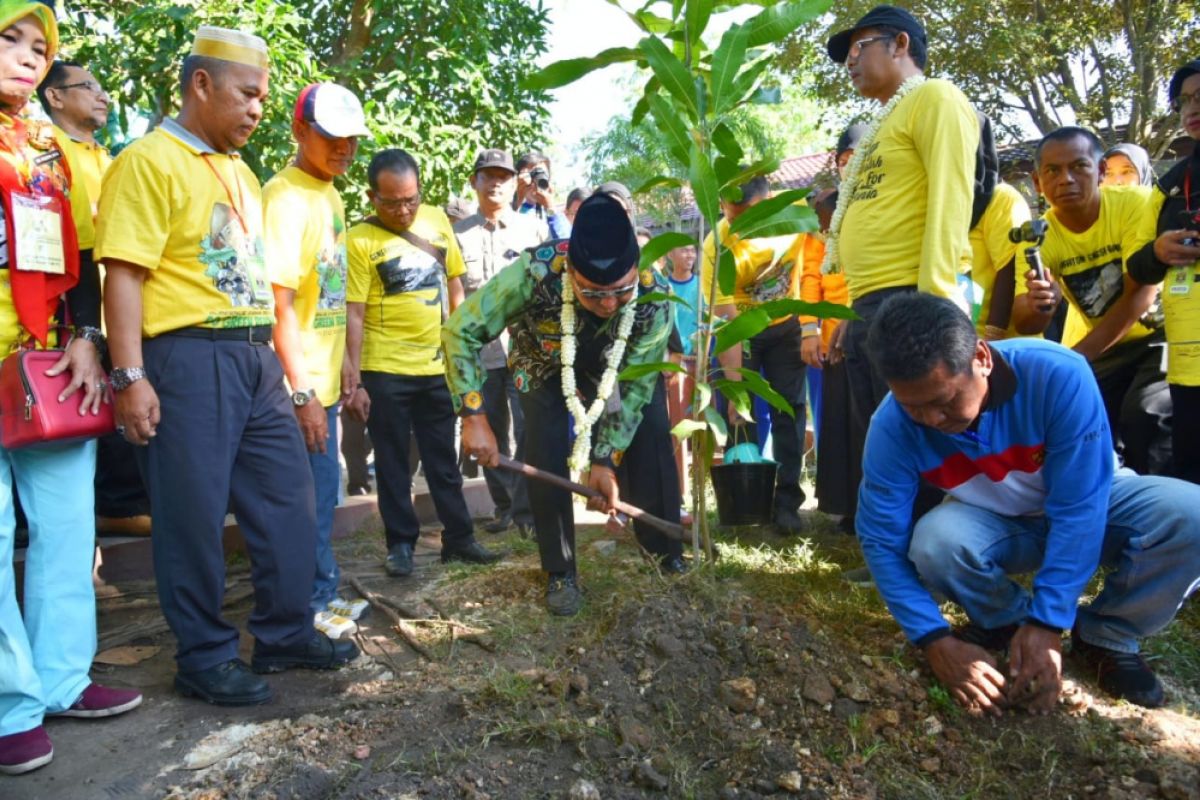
[{"x1": 825, "y1": 5, "x2": 927, "y2": 64}]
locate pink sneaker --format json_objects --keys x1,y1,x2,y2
[
  {"x1": 0, "y1": 726, "x2": 53, "y2": 775},
  {"x1": 48, "y1": 684, "x2": 143, "y2": 719}
]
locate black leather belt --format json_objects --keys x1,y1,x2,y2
[{"x1": 164, "y1": 325, "x2": 273, "y2": 343}]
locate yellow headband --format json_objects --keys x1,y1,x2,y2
[
  {"x1": 0, "y1": 2, "x2": 59, "y2": 80},
  {"x1": 190, "y1": 25, "x2": 268, "y2": 70}
]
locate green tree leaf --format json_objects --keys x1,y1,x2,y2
[
  {"x1": 521, "y1": 47, "x2": 642, "y2": 91},
  {"x1": 619, "y1": 361, "x2": 688, "y2": 381},
  {"x1": 759, "y1": 298, "x2": 859, "y2": 320},
  {"x1": 634, "y1": 174, "x2": 685, "y2": 193},
  {"x1": 728, "y1": 205, "x2": 818, "y2": 239},
  {"x1": 640, "y1": 35, "x2": 700, "y2": 121},
  {"x1": 641, "y1": 232, "x2": 700, "y2": 269},
  {"x1": 714, "y1": 306, "x2": 771, "y2": 352},
  {"x1": 726, "y1": 188, "x2": 812, "y2": 235},
  {"x1": 710, "y1": 23, "x2": 749, "y2": 114},
  {"x1": 684, "y1": 0, "x2": 714, "y2": 47},
  {"x1": 648, "y1": 93, "x2": 694, "y2": 167},
  {"x1": 671, "y1": 419, "x2": 709, "y2": 440},
  {"x1": 717, "y1": 245, "x2": 738, "y2": 298},
  {"x1": 689, "y1": 142, "x2": 721, "y2": 229},
  {"x1": 732, "y1": 367, "x2": 794, "y2": 417},
  {"x1": 638, "y1": 291, "x2": 694, "y2": 309},
  {"x1": 745, "y1": 0, "x2": 834, "y2": 48},
  {"x1": 703, "y1": 404, "x2": 728, "y2": 446},
  {"x1": 711, "y1": 121, "x2": 745, "y2": 163},
  {"x1": 719, "y1": 156, "x2": 781, "y2": 190}
]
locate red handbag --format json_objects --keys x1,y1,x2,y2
[{"x1": 0, "y1": 348, "x2": 115, "y2": 449}]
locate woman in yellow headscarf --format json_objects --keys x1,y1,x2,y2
[{"x1": 0, "y1": 2, "x2": 140, "y2": 778}]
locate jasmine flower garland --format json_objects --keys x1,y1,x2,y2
[{"x1": 560, "y1": 274, "x2": 638, "y2": 472}]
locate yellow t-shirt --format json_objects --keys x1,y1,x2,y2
[
  {"x1": 52, "y1": 126, "x2": 111, "y2": 250},
  {"x1": 264, "y1": 166, "x2": 348, "y2": 406},
  {"x1": 346, "y1": 205, "x2": 465, "y2": 376},
  {"x1": 969, "y1": 183, "x2": 1035, "y2": 338},
  {"x1": 699, "y1": 218, "x2": 806, "y2": 325},
  {"x1": 1137, "y1": 186, "x2": 1200, "y2": 385},
  {"x1": 837, "y1": 79, "x2": 977, "y2": 302},
  {"x1": 1041, "y1": 185, "x2": 1158, "y2": 349},
  {"x1": 95, "y1": 123, "x2": 274, "y2": 337}
]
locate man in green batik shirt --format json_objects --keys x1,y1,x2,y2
[{"x1": 444, "y1": 194, "x2": 684, "y2": 617}]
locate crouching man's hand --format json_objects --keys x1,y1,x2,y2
[
  {"x1": 1007, "y1": 623, "x2": 1063, "y2": 715},
  {"x1": 925, "y1": 635, "x2": 1008, "y2": 717}
]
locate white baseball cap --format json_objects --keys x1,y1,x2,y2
[{"x1": 294, "y1": 83, "x2": 370, "y2": 139}]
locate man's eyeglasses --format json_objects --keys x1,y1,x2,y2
[
  {"x1": 1172, "y1": 91, "x2": 1200, "y2": 113},
  {"x1": 571, "y1": 275, "x2": 638, "y2": 299},
  {"x1": 55, "y1": 80, "x2": 106, "y2": 96},
  {"x1": 846, "y1": 34, "x2": 893, "y2": 60},
  {"x1": 375, "y1": 194, "x2": 421, "y2": 213}
]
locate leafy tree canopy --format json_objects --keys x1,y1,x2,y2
[{"x1": 58, "y1": 0, "x2": 553, "y2": 210}]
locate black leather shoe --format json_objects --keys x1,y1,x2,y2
[
  {"x1": 175, "y1": 659, "x2": 272, "y2": 706},
  {"x1": 483, "y1": 513, "x2": 512, "y2": 534},
  {"x1": 660, "y1": 555, "x2": 689, "y2": 575},
  {"x1": 441, "y1": 539, "x2": 502, "y2": 565},
  {"x1": 546, "y1": 572, "x2": 582, "y2": 616},
  {"x1": 773, "y1": 504, "x2": 810, "y2": 534},
  {"x1": 347, "y1": 483, "x2": 372, "y2": 496},
  {"x1": 385, "y1": 543, "x2": 414, "y2": 577},
  {"x1": 252, "y1": 633, "x2": 359, "y2": 674}
]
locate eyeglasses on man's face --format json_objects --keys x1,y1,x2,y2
[
  {"x1": 55, "y1": 80, "x2": 106, "y2": 96},
  {"x1": 571, "y1": 274, "x2": 638, "y2": 299},
  {"x1": 1172, "y1": 91, "x2": 1200, "y2": 113},
  {"x1": 374, "y1": 194, "x2": 421, "y2": 213},
  {"x1": 846, "y1": 34, "x2": 893, "y2": 61}
]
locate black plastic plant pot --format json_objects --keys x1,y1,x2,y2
[{"x1": 711, "y1": 461, "x2": 778, "y2": 526}]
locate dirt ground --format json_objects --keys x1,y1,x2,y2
[{"x1": 8, "y1": 508, "x2": 1200, "y2": 800}]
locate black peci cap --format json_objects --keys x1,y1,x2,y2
[{"x1": 567, "y1": 194, "x2": 640, "y2": 285}]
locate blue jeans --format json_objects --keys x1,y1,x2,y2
[
  {"x1": 909, "y1": 471, "x2": 1200, "y2": 653},
  {"x1": 310, "y1": 404, "x2": 341, "y2": 613},
  {"x1": 0, "y1": 440, "x2": 97, "y2": 736}
]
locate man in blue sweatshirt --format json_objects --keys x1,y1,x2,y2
[{"x1": 857, "y1": 293, "x2": 1200, "y2": 715}]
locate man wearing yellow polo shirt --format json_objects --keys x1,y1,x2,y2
[
  {"x1": 266, "y1": 83, "x2": 368, "y2": 635},
  {"x1": 1012, "y1": 127, "x2": 1169, "y2": 476},
  {"x1": 700, "y1": 174, "x2": 815, "y2": 533},
  {"x1": 96, "y1": 26, "x2": 357, "y2": 707},
  {"x1": 344, "y1": 149, "x2": 500, "y2": 577}
]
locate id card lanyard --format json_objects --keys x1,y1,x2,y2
[{"x1": 200, "y1": 154, "x2": 270, "y2": 304}]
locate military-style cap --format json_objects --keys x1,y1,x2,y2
[
  {"x1": 473, "y1": 148, "x2": 516, "y2": 174},
  {"x1": 190, "y1": 25, "x2": 269, "y2": 70}
]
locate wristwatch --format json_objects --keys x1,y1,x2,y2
[
  {"x1": 291, "y1": 388, "x2": 317, "y2": 407},
  {"x1": 109, "y1": 366, "x2": 147, "y2": 392}
]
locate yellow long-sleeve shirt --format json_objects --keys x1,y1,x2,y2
[{"x1": 837, "y1": 78, "x2": 978, "y2": 302}]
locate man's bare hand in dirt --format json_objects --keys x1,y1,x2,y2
[
  {"x1": 1007, "y1": 624, "x2": 1063, "y2": 715},
  {"x1": 461, "y1": 414, "x2": 500, "y2": 468},
  {"x1": 925, "y1": 636, "x2": 1009, "y2": 717},
  {"x1": 586, "y1": 465, "x2": 619, "y2": 514}
]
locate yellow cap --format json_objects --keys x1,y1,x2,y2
[
  {"x1": 190, "y1": 25, "x2": 269, "y2": 71},
  {"x1": 0, "y1": 2, "x2": 58, "y2": 80}
]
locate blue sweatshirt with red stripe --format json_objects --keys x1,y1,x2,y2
[{"x1": 856, "y1": 338, "x2": 1114, "y2": 646}]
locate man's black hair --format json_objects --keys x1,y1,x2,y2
[
  {"x1": 180, "y1": 55, "x2": 230, "y2": 93},
  {"x1": 516, "y1": 151, "x2": 549, "y2": 172},
  {"x1": 1034, "y1": 126, "x2": 1104, "y2": 170},
  {"x1": 871, "y1": 24, "x2": 927, "y2": 70},
  {"x1": 36, "y1": 59, "x2": 81, "y2": 110},
  {"x1": 368, "y1": 149, "x2": 421, "y2": 191},
  {"x1": 565, "y1": 187, "x2": 589, "y2": 207},
  {"x1": 732, "y1": 173, "x2": 770, "y2": 205},
  {"x1": 867, "y1": 293, "x2": 978, "y2": 383}
]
